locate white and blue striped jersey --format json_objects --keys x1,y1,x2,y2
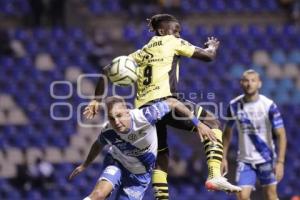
[
  {"x1": 227, "y1": 94, "x2": 284, "y2": 164},
  {"x1": 97, "y1": 101, "x2": 170, "y2": 174}
]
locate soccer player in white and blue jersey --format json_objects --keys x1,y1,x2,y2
[
  {"x1": 222, "y1": 70, "x2": 287, "y2": 200},
  {"x1": 69, "y1": 96, "x2": 214, "y2": 200}
]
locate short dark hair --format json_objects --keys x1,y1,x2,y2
[
  {"x1": 241, "y1": 69, "x2": 261, "y2": 80},
  {"x1": 148, "y1": 14, "x2": 179, "y2": 32},
  {"x1": 104, "y1": 96, "x2": 126, "y2": 111}
]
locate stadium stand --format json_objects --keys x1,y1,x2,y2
[{"x1": 0, "y1": 0, "x2": 299, "y2": 199}]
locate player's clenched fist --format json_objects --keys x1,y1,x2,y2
[{"x1": 83, "y1": 100, "x2": 100, "y2": 119}]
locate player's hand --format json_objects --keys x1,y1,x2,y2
[
  {"x1": 275, "y1": 162, "x2": 284, "y2": 182},
  {"x1": 196, "y1": 123, "x2": 217, "y2": 142},
  {"x1": 83, "y1": 100, "x2": 100, "y2": 119},
  {"x1": 221, "y1": 158, "x2": 229, "y2": 176},
  {"x1": 68, "y1": 164, "x2": 87, "y2": 180},
  {"x1": 204, "y1": 37, "x2": 220, "y2": 50}
]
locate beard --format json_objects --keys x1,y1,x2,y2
[{"x1": 244, "y1": 88, "x2": 258, "y2": 96}]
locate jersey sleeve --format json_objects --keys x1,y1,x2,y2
[
  {"x1": 96, "y1": 124, "x2": 109, "y2": 145},
  {"x1": 225, "y1": 105, "x2": 235, "y2": 128},
  {"x1": 140, "y1": 101, "x2": 171, "y2": 125},
  {"x1": 96, "y1": 133, "x2": 107, "y2": 145},
  {"x1": 128, "y1": 49, "x2": 144, "y2": 65},
  {"x1": 268, "y1": 103, "x2": 284, "y2": 129},
  {"x1": 173, "y1": 37, "x2": 196, "y2": 57}
]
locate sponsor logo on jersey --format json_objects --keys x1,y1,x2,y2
[
  {"x1": 104, "y1": 166, "x2": 119, "y2": 175},
  {"x1": 128, "y1": 134, "x2": 137, "y2": 142},
  {"x1": 147, "y1": 40, "x2": 162, "y2": 48},
  {"x1": 124, "y1": 145, "x2": 151, "y2": 156},
  {"x1": 141, "y1": 49, "x2": 154, "y2": 62},
  {"x1": 138, "y1": 131, "x2": 146, "y2": 137},
  {"x1": 148, "y1": 58, "x2": 163, "y2": 63}
]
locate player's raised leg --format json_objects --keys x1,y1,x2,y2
[
  {"x1": 166, "y1": 101, "x2": 241, "y2": 193},
  {"x1": 194, "y1": 108, "x2": 241, "y2": 193},
  {"x1": 84, "y1": 163, "x2": 121, "y2": 200},
  {"x1": 84, "y1": 179, "x2": 113, "y2": 200}
]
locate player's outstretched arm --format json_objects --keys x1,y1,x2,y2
[
  {"x1": 69, "y1": 141, "x2": 103, "y2": 180},
  {"x1": 165, "y1": 98, "x2": 217, "y2": 142},
  {"x1": 83, "y1": 75, "x2": 108, "y2": 119},
  {"x1": 221, "y1": 124, "x2": 233, "y2": 176},
  {"x1": 192, "y1": 37, "x2": 220, "y2": 61}
]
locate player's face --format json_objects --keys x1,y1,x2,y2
[
  {"x1": 160, "y1": 21, "x2": 181, "y2": 38},
  {"x1": 108, "y1": 103, "x2": 131, "y2": 134},
  {"x1": 240, "y1": 73, "x2": 261, "y2": 96}
]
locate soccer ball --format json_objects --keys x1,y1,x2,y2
[{"x1": 106, "y1": 56, "x2": 138, "y2": 86}]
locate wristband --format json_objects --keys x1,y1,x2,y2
[
  {"x1": 277, "y1": 160, "x2": 284, "y2": 164},
  {"x1": 191, "y1": 117, "x2": 200, "y2": 127}
]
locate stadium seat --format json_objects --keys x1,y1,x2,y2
[
  {"x1": 288, "y1": 50, "x2": 300, "y2": 64},
  {"x1": 271, "y1": 49, "x2": 287, "y2": 65}
]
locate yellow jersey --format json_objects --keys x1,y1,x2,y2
[{"x1": 129, "y1": 35, "x2": 196, "y2": 108}]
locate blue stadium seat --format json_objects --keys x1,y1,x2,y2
[
  {"x1": 68, "y1": 28, "x2": 84, "y2": 40},
  {"x1": 212, "y1": 26, "x2": 226, "y2": 38},
  {"x1": 271, "y1": 49, "x2": 287, "y2": 65},
  {"x1": 33, "y1": 28, "x2": 49, "y2": 41},
  {"x1": 180, "y1": 184, "x2": 197, "y2": 196},
  {"x1": 46, "y1": 188, "x2": 61, "y2": 199},
  {"x1": 0, "y1": 57, "x2": 15, "y2": 68},
  {"x1": 229, "y1": 64, "x2": 246, "y2": 78},
  {"x1": 288, "y1": 50, "x2": 300, "y2": 64},
  {"x1": 51, "y1": 27, "x2": 66, "y2": 41},
  {"x1": 291, "y1": 90, "x2": 300, "y2": 104},
  {"x1": 273, "y1": 90, "x2": 289, "y2": 104},
  {"x1": 1, "y1": 186, "x2": 21, "y2": 199},
  {"x1": 46, "y1": 41, "x2": 59, "y2": 54},
  {"x1": 25, "y1": 189, "x2": 42, "y2": 200},
  {"x1": 230, "y1": 0, "x2": 243, "y2": 12},
  {"x1": 88, "y1": 0, "x2": 104, "y2": 15},
  {"x1": 195, "y1": 26, "x2": 208, "y2": 37},
  {"x1": 26, "y1": 40, "x2": 39, "y2": 55}
]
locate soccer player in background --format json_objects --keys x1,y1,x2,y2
[
  {"x1": 222, "y1": 70, "x2": 287, "y2": 200},
  {"x1": 69, "y1": 96, "x2": 216, "y2": 200},
  {"x1": 84, "y1": 14, "x2": 241, "y2": 199}
]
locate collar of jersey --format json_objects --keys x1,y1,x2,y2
[{"x1": 242, "y1": 94, "x2": 261, "y2": 104}]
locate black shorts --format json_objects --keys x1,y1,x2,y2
[{"x1": 142, "y1": 96, "x2": 220, "y2": 151}]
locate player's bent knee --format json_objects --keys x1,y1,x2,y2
[{"x1": 155, "y1": 149, "x2": 169, "y2": 172}]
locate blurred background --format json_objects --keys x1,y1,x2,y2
[{"x1": 0, "y1": 0, "x2": 300, "y2": 199}]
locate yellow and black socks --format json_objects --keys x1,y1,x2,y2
[
  {"x1": 152, "y1": 169, "x2": 169, "y2": 200},
  {"x1": 203, "y1": 129, "x2": 223, "y2": 179}
]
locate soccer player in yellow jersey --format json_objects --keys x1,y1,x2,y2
[{"x1": 84, "y1": 14, "x2": 241, "y2": 199}]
